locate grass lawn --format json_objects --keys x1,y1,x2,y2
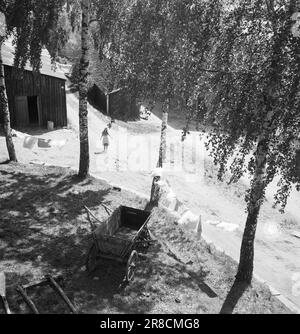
[{"x1": 0, "y1": 163, "x2": 292, "y2": 314}]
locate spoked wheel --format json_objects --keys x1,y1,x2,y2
[
  {"x1": 126, "y1": 250, "x2": 138, "y2": 282},
  {"x1": 137, "y1": 228, "x2": 152, "y2": 250},
  {"x1": 142, "y1": 228, "x2": 151, "y2": 241},
  {"x1": 86, "y1": 243, "x2": 99, "y2": 274}
]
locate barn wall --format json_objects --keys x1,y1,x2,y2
[
  {"x1": 40, "y1": 74, "x2": 67, "y2": 128},
  {"x1": 3, "y1": 65, "x2": 67, "y2": 128},
  {"x1": 108, "y1": 89, "x2": 139, "y2": 121},
  {"x1": 87, "y1": 84, "x2": 107, "y2": 113}
]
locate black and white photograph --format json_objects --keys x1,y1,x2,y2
[{"x1": 0, "y1": 0, "x2": 300, "y2": 318}]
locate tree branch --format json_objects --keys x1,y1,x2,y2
[
  {"x1": 89, "y1": 18, "x2": 100, "y2": 25},
  {"x1": 265, "y1": 0, "x2": 277, "y2": 32},
  {"x1": 197, "y1": 67, "x2": 256, "y2": 76},
  {"x1": 0, "y1": 0, "x2": 6, "y2": 13}
]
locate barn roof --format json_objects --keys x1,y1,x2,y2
[{"x1": 1, "y1": 38, "x2": 66, "y2": 80}]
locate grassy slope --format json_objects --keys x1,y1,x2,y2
[
  {"x1": 0, "y1": 83, "x2": 299, "y2": 310},
  {"x1": 0, "y1": 163, "x2": 290, "y2": 314}
]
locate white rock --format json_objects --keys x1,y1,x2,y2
[
  {"x1": 206, "y1": 220, "x2": 220, "y2": 226},
  {"x1": 218, "y1": 222, "x2": 239, "y2": 232},
  {"x1": 292, "y1": 231, "x2": 300, "y2": 239},
  {"x1": 151, "y1": 168, "x2": 163, "y2": 178},
  {"x1": 262, "y1": 221, "x2": 282, "y2": 240},
  {"x1": 156, "y1": 180, "x2": 165, "y2": 187},
  {"x1": 153, "y1": 176, "x2": 202, "y2": 238},
  {"x1": 50, "y1": 139, "x2": 67, "y2": 149},
  {"x1": 178, "y1": 210, "x2": 202, "y2": 237}
]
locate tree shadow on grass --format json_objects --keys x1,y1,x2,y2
[
  {"x1": 77, "y1": 240, "x2": 216, "y2": 314},
  {"x1": 0, "y1": 167, "x2": 164, "y2": 313},
  {"x1": 0, "y1": 166, "x2": 114, "y2": 312},
  {"x1": 0, "y1": 165, "x2": 220, "y2": 314},
  {"x1": 219, "y1": 279, "x2": 249, "y2": 314}
]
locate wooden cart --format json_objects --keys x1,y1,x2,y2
[{"x1": 84, "y1": 205, "x2": 152, "y2": 282}]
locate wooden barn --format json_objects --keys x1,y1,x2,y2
[{"x1": 0, "y1": 38, "x2": 67, "y2": 128}]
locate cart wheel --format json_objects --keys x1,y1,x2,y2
[
  {"x1": 126, "y1": 250, "x2": 138, "y2": 282},
  {"x1": 139, "y1": 229, "x2": 151, "y2": 249},
  {"x1": 145, "y1": 228, "x2": 151, "y2": 240},
  {"x1": 86, "y1": 244, "x2": 98, "y2": 274},
  {"x1": 140, "y1": 228, "x2": 149, "y2": 240}
]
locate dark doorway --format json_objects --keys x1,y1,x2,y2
[{"x1": 27, "y1": 96, "x2": 39, "y2": 125}]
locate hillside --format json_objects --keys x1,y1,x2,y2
[
  {"x1": 0, "y1": 80, "x2": 299, "y2": 312},
  {"x1": 0, "y1": 163, "x2": 291, "y2": 314}
]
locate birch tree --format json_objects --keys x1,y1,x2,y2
[
  {"x1": 120, "y1": 0, "x2": 175, "y2": 168},
  {"x1": 0, "y1": 9, "x2": 16, "y2": 162},
  {"x1": 0, "y1": 0, "x2": 66, "y2": 162},
  {"x1": 78, "y1": 0, "x2": 90, "y2": 178},
  {"x1": 76, "y1": 0, "x2": 122, "y2": 177},
  {"x1": 94, "y1": 0, "x2": 213, "y2": 200},
  {"x1": 0, "y1": 0, "x2": 91, "y2": 177},
  {"x1": 194, "y1": 0, "x2": 300, "y2": 283}
]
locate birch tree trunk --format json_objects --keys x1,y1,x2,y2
[
  {"x1": 0, "y1": 37, "x2": 17, "y2": 162},
  {"x1": 235, "y1": 137, "x2": 268, "y2": 283},
  {"x1": 78, "y1": 0, "x2": 90, "y2": 178},
  {"x1": 235, "y1": 9, "x2": 293, "y2": 283},
  {"x1": 158, "y1": 102, "x2": 169, "y2": 168},
  {"x1": 236, "y1": 107, "x2": 274, "y2": 283},
  {"x1": 150, "y1": 176, "x2": 160, "y2": 206},
  {"x1": 150, "y1": 101, "x2": 169, "y2": 205}
]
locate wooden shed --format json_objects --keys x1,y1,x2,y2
[
  {"x1": 88, "y1": 84, "x2": 139, "y2": 121},
  {"x1": 0, "y1": 38, "x2": 67, "y2": 128},
  {"x1": 88, "y1": 83, "x2": 107, "y2": 113}
]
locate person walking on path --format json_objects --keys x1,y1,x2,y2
[{"x1": 101, "y1": 126, "x2": 111, "y2": 152}]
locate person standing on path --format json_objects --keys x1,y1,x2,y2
[{"x1": 101, "y1": 126, "x2": 111, "y2": 152}]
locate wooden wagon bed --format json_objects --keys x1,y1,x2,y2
[
  {"x1": 85, "y1": 205, "x2": 152, "y2": 282},
  {"x1": 114, "y1": 226, "x2": 137, "y2": 240}
]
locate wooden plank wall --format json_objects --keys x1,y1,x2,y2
[
  {"x1": 87, "y1": 84, "x2": 107, "y2": 113},
  {"x1": 109, "y1": 89, "x2": 139, "y2": 121},
  {"x1": 3, "y1": 65, "x2": 67, "y2": 128}
]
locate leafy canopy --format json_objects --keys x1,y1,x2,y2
[{"x1": 193, "y1": 0, "x2": 300, "y2": 211}]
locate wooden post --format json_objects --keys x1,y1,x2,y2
[
  {"x1": 16, "y1": 286, "x2": 39, "y2": 314},
  {"x1": 45, "y1": 275, "x2": 78, "y2": 314},
  {"x1": 78, "y1": 0, "x2": 90, "y2": 178}
]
